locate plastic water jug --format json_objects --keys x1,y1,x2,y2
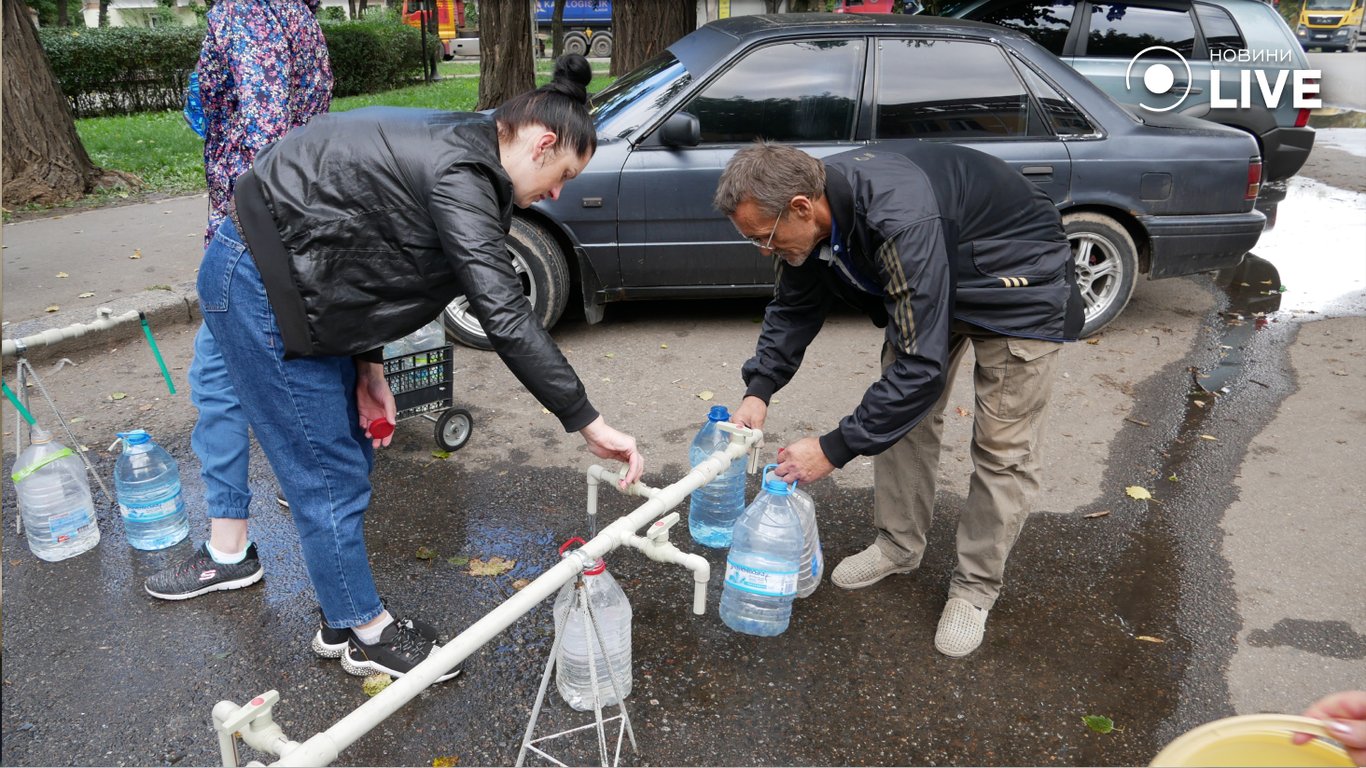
[
  {"x1": 10, "y1": 425, "x2": 100, "y2": 562},
  {"x1": 792, "y1": 486, "x2": 823, "y2": 598},
  {"x1": 553, "y1": 539, "x2": 633, "y2": 711},
  {"x1": 687, "y1": 405, "x2": 746, "y2": 548},
  {"x1": 114, "y1": 430, "x2": 189, "y2": 551},
  {"x1": 719, "y1": 464, "x2": 804, "y2": 636},
  {"x1": 383, "y1": 319, "x2": 445, "y2": 358}
]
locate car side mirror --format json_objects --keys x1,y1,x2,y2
[{"x1": 659, "y1": 112, "x2": 701, "y2": 148}]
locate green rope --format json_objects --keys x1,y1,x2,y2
[
  {"x1": 140, "y1": 311, "x2": 177, "y2": 395},
  {"x1": 2, "y1": 379, "x2": 36, "y2": 425}
]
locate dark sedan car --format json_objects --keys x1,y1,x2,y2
[{"x1": 443, "y1": 13, "x2": 1265, "y2": 347}]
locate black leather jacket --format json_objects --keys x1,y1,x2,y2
[
  {"x1": 233, "y1": 107, "x2": 597, "y2": 432},
  {"x1": 742, "y1": 143, "x2": 1083, "y2": 467}
]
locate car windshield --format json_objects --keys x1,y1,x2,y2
[
  {"x1": 590, "y1": 52, "x2": 692, "y2": 139},
  {"x1": 1305, "y1": 0, "x2": 1353, "y2": 9}
]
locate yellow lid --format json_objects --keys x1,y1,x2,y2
[{"x1": 1152, "y1": 714, "x2": 1354, "y2": 767}]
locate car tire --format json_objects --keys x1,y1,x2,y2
[
  {"x1": 590, "y1": 32, "x2": 613, "y2": 58},
  {"x1": 563, "y1": 32, "x2": 588, "y2": 57},
  {"x1": 1063, "y1": 212, "x2": 1139, "y2": 338},
  {"x1": 442, "y1": 218, "x2": 570, "y2": 350}
]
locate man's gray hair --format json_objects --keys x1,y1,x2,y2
[{"x1": 713, "y1": 140, "x2": 826, "y2": 217}]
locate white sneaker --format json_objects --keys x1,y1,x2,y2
[
  {"x1": 935, "y1": 597, "x2": 989, "y2": 657},
  {"x1": 830, "y1": 543, "x2": 916, "y2": 589}
]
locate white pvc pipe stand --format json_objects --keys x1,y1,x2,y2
[{"x1": 211, "y1": 423, "x2": 762, "y2": 767}]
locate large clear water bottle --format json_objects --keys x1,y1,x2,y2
[
  {"x1": 10, "y1": 425, "x2": 100, "y2": 562},
  {"x1": 688, "y1": 405, "x2": 746, "y2": 548},
  {"x1": 720, "y1": 464, "x2": 804, "y2": 636},
  {"x1": 793, "y1": 486, "x2": 823, "y2": 599},
  {"x1": 114, "y1": 430, "x2": 189, "y2": 551},
  {"x1": 553, "y1": 544, "x2": 633, "y2": 711},
  {"x1": 383, "y1": 319, "x2": 445, "y2": 358}
]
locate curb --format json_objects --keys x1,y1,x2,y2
[{"x1": 3, "y1": 280, "x2": 201, "y2": 365}]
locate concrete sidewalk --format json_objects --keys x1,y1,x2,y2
[{"x1": 2, "y1": 194, "x2": 208, "y2": 356}]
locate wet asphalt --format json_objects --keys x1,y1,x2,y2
[{"x1": 3, "y1": 178, "x2": 1364, "y2": 766}]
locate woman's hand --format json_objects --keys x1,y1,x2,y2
[{"x1": 355, "y1": 360, "x2": 397, "y2": 448}]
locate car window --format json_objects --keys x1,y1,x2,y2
[
  {"x1": 592, "y1": 52, "x2": 692, "y2": 139},
  {"x1": 1012, "y1": 57, "x2": 1098, "y2": 135},
  {"x1": 970, "y1": 0, "x2": 1080, "y2": 55},
  {"x1": 680, "y1": 39, "x2": 865, "y2": 143},
  {"x1": 1083, "y1": 3, "x2": 1196, "y2": 58},
  {"x1": 875, "y1": 39, "x2": 1036, "y2": 139},
  {"x1": 1193, "y1": 3, "x2": 1245, "y2": 54}
]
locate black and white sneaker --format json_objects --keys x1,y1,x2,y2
[
  {"x1": 311, "y1": 608, "x2": 440, "y2": 659},
  {"x1": 340, "y1": 619, "x2": 462, "y2": 681},
  {"x1": 145, "y1": 543, "x2": 263, "y2": 601}
]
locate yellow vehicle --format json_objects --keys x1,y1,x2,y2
[
  {"x1": 1296, "y1": 0, "x2": 1363, "y2": 52},
  {"x1": 402, "y1": 0, "x2": 466, "y2": 59}
]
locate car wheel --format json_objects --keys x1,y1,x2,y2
[
  {"x1": 563, "y1": 32, "x2": 588, "y2": 56},
  {"x1": 442, "y1": 218, "x2": 570, "y2": 350},
  {"x1": 1063, "y1": 212, "x2": 1139, "y2": 337},
  {"x1": 589, "y1": 32, "x2": 613, "y2": 58}
]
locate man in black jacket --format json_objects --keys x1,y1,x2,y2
[{"x1": 716, "y1": 141, "x2": 1082, "y2": 657}]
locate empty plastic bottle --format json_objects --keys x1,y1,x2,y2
[
  {"x1": 688, "y1": 405, "x2": 746, "y2": 548},
  {"x1": 553, "y1": 544, "x2": 633, "y2": 710},
  {"x1": 720, "y1": 464, "x2": 804, "y2": 636},
  {"x1": 114, "y1": 430, "x2": 189, "y2": 551},
  {"x1": 792, "y1": 486, "x2": 823, "y2": 599},
  {"x1": 10, "y1": 425, "x2": 100, "y2": 562},
  {"x1": 383, "y1": 319, "x2": 445, "y2": 359}
]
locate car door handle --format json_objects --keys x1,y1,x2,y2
[
  {"x1": 1172, "y1": 81, "x2": 1205, "y2": 95},
  {"x1": 1022, "y1": 165, "x2": 1053, "y2": 176}
]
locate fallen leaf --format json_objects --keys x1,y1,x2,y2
[
  {"x1": 130, "y1": 249, "x2": 142, "y2": 259},
  {"x1": 45, "y1": 305, "x2": 60, "y2": 313},
  {"x1": 603, "y1": 352, "x2": 615, "y2": 359},
  {"x1": 110, "y1": 392, "x2": 127, "y2": 401},
  {"x1": 139, "y1": 404, "x2": 154, "y2": 412},
  {"x1": 1191, "y1": 400, "x2": 1206, "y2": 408},
  {"x1": 431, "y1": 449, "x2": 450, "y2": 459},
  {"x1": 1082, "y1": 510, "x2": 1111, "y2": 519},
  {"x1": 432, "y1": 757, "x2": 460, "y2": 767},
  {"x1": 415, "y1": 546, "x2": 436, "y2": 560},
  {"x1": 541, "y1": 407, "x2": 551, "y2": 414},
  {"x1": 212, "y1": 650, "x2": 232, "y2": 660},
  {"x1": 56, "y1": 272, "x2": 69, "y2": 278},
  {"x1": 659, "y1": 343, "x2": 668, "y2": 349},
  {"x1": 467, "y1": 556, "x2": 515, "y2": 577},
  {"x1": 362, "y1": 673, "x2": 393, "y2": 697},
  {"x1": 1123, "y1": 417, "x2": 1151, "y2": 427},
  {"x1": 1086, "y1": 337, "x2": 1101, "y2": 345},
  {"x1": 955, "y1": 407, "x2": 971, "y2": 417},
  {"x1": 1168, "y1": 473, "x2": 1179, "y2": 483},
  {"x1": 1136, "y1": 635, "x2": 1165, "y2": 644},
  {"x1": 1083, "y1": 715, "x2": 1115, "y2": 734},
  {"x1": 78, "y1": 292, "x2": 95, "y2": 298},
  {"x1": 446, "y1": 555, "x2": 470, "y2": 567},
  {"x1": 1125, "y1": 486, "x2": 1152, "y2": 501},
  {"x1": 512, "y1": 579, "x2": 531, "y2": 590},
  {"x1": 1199, "y1": 434, "x2": 1217, "y2": 441},
  {"x1": 697, "y1": 390, "x2": 714, "y2": 401},
  {"x1": 1332, "y1": 370, "x2": 1348, "y2": 376}
]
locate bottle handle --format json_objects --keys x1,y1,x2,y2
[{"x1": 763, "y1": 462, "x2": 798, "y2": 490}]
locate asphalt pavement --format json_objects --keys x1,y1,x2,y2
[{"x1": 1, "y1": 131, "x2": 1364, "y2": 766}]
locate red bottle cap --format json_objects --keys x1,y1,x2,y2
[{"x1": 369, "y1": 418, "x2": 394, "y2": 439}]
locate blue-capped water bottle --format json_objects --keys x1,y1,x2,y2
[
  {"x1": 793, "y1": 486, "x2": 823, "y2": 599},
  {"x1": 719, "y1": 464, "x2": 804, "y2": 636},
  {"x1": 114, "y1": 430, "x2": 189, "y2": 551},
  {"x1": 687, "y1": 405, "x2": 746, "y2": 548}
]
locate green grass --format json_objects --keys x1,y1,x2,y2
[{"x1": 62, "y1": 72, "x2": 615, "y2": 210}]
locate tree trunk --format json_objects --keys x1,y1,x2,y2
[
  {"x1": 475, "y1": 0, "x2": 534, "y2": 110},
  {"x1": 98, "y1": 0, "x2": 108, "y2": 26},
  {"x1": 357, "y1": 0, "x2": 368, "y2": 16},
  {"x1": 57, "y1": 0, "x2": 69, "y2": 27},
  {"x1": 788, "y1": 0, "x2": 823, "y2": 9},
  {"x1": 551, "y1": 0, "x2": 566, "y2": 58},
  {"x1": 347, "y1": 0, "x2": 356, "y2": 18},
  {"x1": 2, "y1": 0, "x2": 132, "y2": 207},
  {"x1": 764, "y1": 0, "x2": 782, "y2": 11},
  {"x1": 610, "y1": 0, "x2": 693, "y2": 76}
]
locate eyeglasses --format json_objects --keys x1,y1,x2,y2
[{"x1": 740, "y1": 206, "x2": 785, "y2": 251}]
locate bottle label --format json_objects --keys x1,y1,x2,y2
[
  {"x1": 725, "y1": 559, "x2": 798, "y2": 597},
  {"x1": 47, "y1": 507, "x2": 94, "y2": 543},
  {"x1": 119, "y1": 484, "x2": 185, "y2": 523}
]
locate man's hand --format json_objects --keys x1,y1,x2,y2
[
  {"x1": 774, "y1": 436, "x2": 834, "y2": 485},
  {"x1": 732, "y1": 395, "x2": 769, "y2": 431},
  {"x1": 355, "y1": 360, "x2": 397, "y2": 448},
  {"x1": 579, "y1": 416, "x2": 644, "y2": 488}
]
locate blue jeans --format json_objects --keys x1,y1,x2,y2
[
  {"x1": 196, "y1": 218, "x2": 383, "y2": 628},
  {"x1": 190, "y1": 323, "x2": 253, "y2": 520}
]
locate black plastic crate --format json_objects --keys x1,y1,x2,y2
[{"x1": 385, "y1": 343, "x2": 454, "y2": 420}]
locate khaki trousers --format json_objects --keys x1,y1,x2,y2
[{"x1": 872, "y1": 321, "x2": 1061, "y2": 610}]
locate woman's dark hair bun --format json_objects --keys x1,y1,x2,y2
[{"x1": 546, "y1": 53, "x2": 592, "y2": 105}]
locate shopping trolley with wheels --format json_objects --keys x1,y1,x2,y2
[{"x1": 383, "y1": 342, "x2": 473, "y2": 452}]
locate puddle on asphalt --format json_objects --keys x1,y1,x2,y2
[
  {"x1": 1250, "y1": 177, "x2": 1366, "y2": 317},
  {"x1": 1310, "y1": 108, "x2": 1366, "y2": 130}
]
